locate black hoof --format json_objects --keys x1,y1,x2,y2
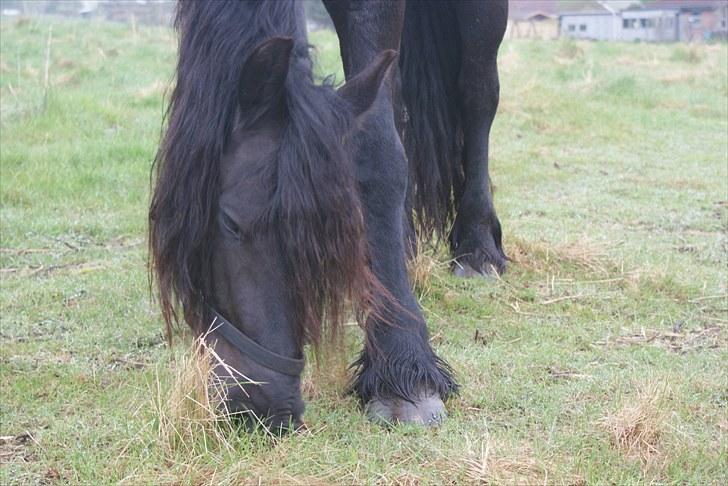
[
  {"x1": 365, "y1": 391, "x2": 446, "y2": 426},
  {"x1": 451, "y1": 223, "x2": 507, "y2": 277}
]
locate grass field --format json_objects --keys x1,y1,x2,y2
[{"x1": 1, "y1": 16, "x2": 727, "y2": 485}]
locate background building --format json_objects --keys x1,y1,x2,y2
[
  {"x1": 621, "y1": 6, "x2": 680, "y2": 42},
  {"x1": 559, "y1": 7, "x2": 622, "y2": 41},
  {"x1": 558, "y1": 0, "x2": 727, "y2": 42},
  {"x1": 508, "y1": 0, "x2": 559, "y2": 39}
]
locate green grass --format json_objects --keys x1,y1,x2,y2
[{"x1": 1, "y1": 17, "x2": 727, "y2": 485}]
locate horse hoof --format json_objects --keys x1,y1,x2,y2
[
  {"x1": 452, "y1": 262, "x2": 481, "y2": 278},
  {"x1": 365, "y1": 392, "x2": 446, "y2": 426},
  {"x1": 452, "y1": 262, "x2": 499, "y2": 279}
]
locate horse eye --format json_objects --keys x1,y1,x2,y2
[{"x1": 219, "y1": 211, "x2": 241, "y2": 238}]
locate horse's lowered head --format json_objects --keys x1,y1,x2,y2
[{"x1": 150, "y1": 35, "x2": 397, "y2": 433}]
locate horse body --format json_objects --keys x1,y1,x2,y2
[{"x1": 150, "y1": 0, "x2": 508, "y2": 431}]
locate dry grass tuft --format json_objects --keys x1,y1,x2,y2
[
  {"x1": 600, "y1": 382, "x2": 671, "y2": 463},
  {"x1": 508, "y1": 237, "x2": 614, "y2": 276},
  {"x1": 593, "y1": 325, "x2": 726, "y2": 353},
  {"x1": 408, "y1": 240, "x2": 448, "y2": 299},
  {"x1": 151, "y1": 333, "x2": 261, "y2": 458},
  {"x1": 0, "y1": 432, "x2": 37, "y2": 465},
  {"x1": 462, "y1": 441, "x2": 555, "y2": 485}
]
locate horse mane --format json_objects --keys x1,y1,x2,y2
[{"x1": 149, "y1": 0, "x2": 376, "y2": 347}]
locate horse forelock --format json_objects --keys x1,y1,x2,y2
[{"x1": 272, "y1": 86, "x2": 378, "y2": 348}]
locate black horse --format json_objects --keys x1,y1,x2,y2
[{"x1": 149, "y1": 0, "x2": 507, "y2": 432}]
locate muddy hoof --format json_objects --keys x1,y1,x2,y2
[{"x1": 365, "y1": 392, "x2": 446, "y2": 426}]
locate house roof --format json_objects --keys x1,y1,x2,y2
[
  {"x1": 509, "y1": 0, "x2": 558, "y2": 21},
  {"x1": 560, "y1": 10, "x2": 613, "y2": 17},
  {"x1": 558, "y1": 0, "x2": 642, "y2": 17},
  {"x1": 643, "y1": 0, "x2": 724, "y2": 12},
  {"x1": 599, "y1": 0, "x2": 644, "y2": 11}
]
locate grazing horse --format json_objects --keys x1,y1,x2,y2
[{"x1": 149, "y1": 0, "x2": 507, "y2": 432}]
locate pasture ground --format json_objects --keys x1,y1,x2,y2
[{"x1": 1, "y1": 17, "x2": 726, "y2": 485}]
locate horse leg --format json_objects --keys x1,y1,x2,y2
[
  {"x1": 352, "y1": 110, "x2": 457, "y2": 425},
  {"x1": 324, "y1": 0, "x2": 457, "y2": 425},
  {"x1": 450, "y1": 0, "x2": 509, "y2": 277}
]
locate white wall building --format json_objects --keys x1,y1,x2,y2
[
  {"x1": 559, "y1": 1, "x2": 724, "y2": 42},
  {"x1": 559, "y1": 11, "x2": 622, "y2": 41},
  {"x1": 621, "y1": 8, "x2": 680, "y2": 42}
]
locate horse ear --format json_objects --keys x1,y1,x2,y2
[
  {"x1": 337, "y1": 50, "x2": 398, "y2": 118},
  {"x1": 239, "y1": 37, "x2": 294, "y2": 109}
]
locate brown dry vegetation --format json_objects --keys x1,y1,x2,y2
[{"x1": 600, "y1": 382, "x2": 671, "y2": 464}]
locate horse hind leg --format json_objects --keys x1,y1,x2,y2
[
  {"x1": 450, "y1": 0, "x2": 508, "y2": 277},
  {"x1": 450, "y1": 51, "x2": 507, "y2": 277}
]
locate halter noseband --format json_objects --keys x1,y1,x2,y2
[{"x1": 206, "y1": 306, "x2": 305, "y2": 377}]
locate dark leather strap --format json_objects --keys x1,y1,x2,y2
[{"x1": 207, "y1": 306, "x2": 305, "y2": 377}]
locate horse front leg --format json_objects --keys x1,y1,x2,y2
[
  {"x1": 350, "y1": 98, "x2": 458, "y2": 425},
  {"x1": 326, "y1": 0, "x2": 457, "y2": 425}
]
